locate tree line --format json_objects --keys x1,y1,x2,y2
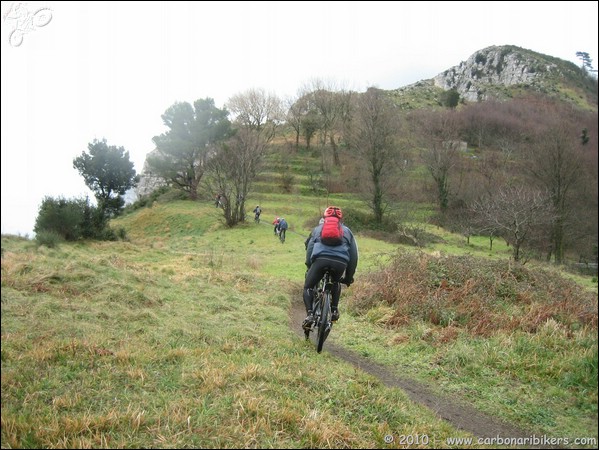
[{"x1": 35, "y1": 79, "x2": 597, "y2": 265}]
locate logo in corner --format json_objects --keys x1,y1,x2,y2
[{"x1": 3, "y1": 2, "x2": 53, "y2": 47}]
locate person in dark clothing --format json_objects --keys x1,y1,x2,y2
[
  {"x1": 253, "y1": 205, "x2": 262, "y2": 222},
  {"x1": 303, "y1": 206, "x2": 358, "y2": 327}
]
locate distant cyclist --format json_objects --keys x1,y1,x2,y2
[
  {"x1": 253, "y1": 205, "x2": 262, "y2": 223},
  {"x1": 303, "y1": 206, "x2": 358, "y2": 328},
  {"x1": 273, "y1": 217, "x2": 280, "y2": 235},
  {"x1": 278, "y1": 217, "x2": 289, "y2": 243}
]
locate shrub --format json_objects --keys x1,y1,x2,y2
[
  {"x1": 280, "y1": 171, "x2": 295, "y2": 193},
  {"x1": 34, "y1": 196, "x2": 89, "y2": 241},
  {"x1": 35, "y1": 230, "x2": 63, "y2": 248},
  {"x1": 349, "y1": 250, "x2": 598, "y2": 336},
  {"x1": 115, "y1": 227, "x2": 128, "y2": 241},
  {"x1": 343, "y1": 207, "x2": 397, "y2": 234},
  {"x1": 34, "y1": 195, "x2": 114, "y2": 241}
]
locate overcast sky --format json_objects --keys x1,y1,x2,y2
[{"x1": 2, "y1": 1, "x2": 598, "y2": 236}]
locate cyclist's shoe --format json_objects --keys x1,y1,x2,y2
[
  {"x1": 302, "y1": 314, "x2": 314, "y2": 330},
  {"x1": 331, "y1": 308, "x2": 340, "y2": 322}
]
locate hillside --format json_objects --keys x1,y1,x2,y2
[
  {"x1": 388, "y1": 45, "x2": 598, "y2": 111},
  {"x1": 136, "y1": 45, "x2": 598, "y2": 199},
  {"x1": 2, "y1": 195, "x2": 597, "y2": 448}
]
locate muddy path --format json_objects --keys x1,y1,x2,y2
[{"x1": 288, "y1": 295, "x2": 554, "y2": 447}]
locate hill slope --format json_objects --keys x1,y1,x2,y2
[
  {"x1": 389, "y1": 45, "x2": 598, "y2": 111},
  {"x1": 2, "y1": 198, "x2": 597, "y2": 448}
]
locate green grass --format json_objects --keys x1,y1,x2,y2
[
  {"x1": 2, "y1": 218, "x2": 480, "y2": 448},
  {"x1": 2, "y1": 198, "x2": 597, "y2": 448},
  {"x1": 2, "y1": 193, "x2": 597, "y2": 448}
]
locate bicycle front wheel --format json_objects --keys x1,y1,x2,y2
[{"x1": 316, "y1": 293, "x2": 332, "y2": 353}]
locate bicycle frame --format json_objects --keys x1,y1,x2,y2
[{"x1": 304, "y1": 270, "x2": 334, "y2": 353}]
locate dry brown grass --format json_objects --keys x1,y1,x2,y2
[{"x1": 349, "y1": 250, "x2": 598, "y2": 337}]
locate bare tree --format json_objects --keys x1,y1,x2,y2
[
  {"x1": 471, "y1": 186, "x2": 553, "y2": 261},
  {"x1": 285, "y1": 94, "x2": 305, "y2": 151},
  {"x1": 337, "y1": 90, "x2": 355, "y2": 151},
  {"x1": 456, "y1": 98, "x2": 533, "y2": 151},
  {"x1": 457, "y1": 95, "x2": 597, "y2": 263},
  {"x1": 303, "y1": 79, "x2": 346, "y2": 167},
  {"x1": 205, "y1": 135, "x2": 255, "y2": 227},
  {"x1": 417, "y1": 110, "x2": 462, "y2": 213},
  {"x1": 206, "y1": 88, "x2": 283, "y2": 226},
  {"x1": 349, "y1": 87, "x2": 402, "y2": 224},
  {"x1": 525, "y1": 122, "x2": 583, "y2": 263},
  {"x1": 285, "y1": 86, "x2": 317, "y2": 151}
]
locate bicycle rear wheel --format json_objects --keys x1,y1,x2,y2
[
  {"x1": 316, "y1": 293, "x2": 332, "y2": 353},
  {"x1": 305, "y1": 289, "x2": 321, "y2": 341}
]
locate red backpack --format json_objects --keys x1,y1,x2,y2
[{"x1": 320, "y1": 216, "x2": 344, "y2": 246}]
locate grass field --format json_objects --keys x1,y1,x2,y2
[{"x1": 2, "y1": 192, "x2": 597, "y2": 448}]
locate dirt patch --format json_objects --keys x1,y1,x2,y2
[{"x1": 289, "y1": 295, "x2": 556, "y2": 448}]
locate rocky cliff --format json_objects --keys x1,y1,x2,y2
[
  {"x1": 433, "y1": 45, "x2": 561, "y2": 101},
  {"x1": 391, "y1": 45, "x2": 596, "y2": 109}
]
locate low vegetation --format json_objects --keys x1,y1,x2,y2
[
  {"x1": 342, "y1": 250, "x2": 597, "y2": 436},
  {"x1": 2, "y1": 196, "x2": 597, "y2": 448}
]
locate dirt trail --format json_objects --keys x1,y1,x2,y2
[{"x1": 288, "y1": 296, "x2": 555, "y2": 448}]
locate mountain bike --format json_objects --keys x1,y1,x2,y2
[
  {"x1": 254, "y1": 213, "x2": 261, "y2": 223},
  {"x1": 279, "y1": 228, "x2": 286, "y2": 243},
  {"x1": 304, "y1": 270, "x2": 334, "y2": 353}
]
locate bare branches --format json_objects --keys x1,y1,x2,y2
[{"x1": 471, "y1": 186, "x2": 554, "y2": 261}]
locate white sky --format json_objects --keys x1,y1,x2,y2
[{"x1": 2, "y1": 1, "x2": 598, "y2": 236}]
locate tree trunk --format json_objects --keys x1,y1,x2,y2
[{"x1": 330, "y1": 134, "x2": 340, "y2": 166}]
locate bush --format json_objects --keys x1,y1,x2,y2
[
  {"x1": 342, "y1": 207, "x2": 397, "y2": 234},
  {"x1": 279, "y1": 171, "x2": 295, "y2": 193},
  {"x1": 34, "y1": 196, "x2": 89, "y2": 241},
  {"x1": 348, "y1": 250, "x2": 598, "y2": 336},
  {"x1": 35, "y1": 230, "x2": 63, "y2": 248},
  {"x1": 34, "y1": 195, "x2": 114, "y2": 242},
  {"x1": 115, "y1": 227, "x2": 128, "y2": 241}
]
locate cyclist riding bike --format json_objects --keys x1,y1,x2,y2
[
  {"x1": 278, "y1": 217, "x2": 288, "y2": 243},
  {"x1": 303, "y1": 206, "x2": 358, "y2": 328},
  {"x1": 253, "y1": 205, "x2": 262, "y2": 223}
]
